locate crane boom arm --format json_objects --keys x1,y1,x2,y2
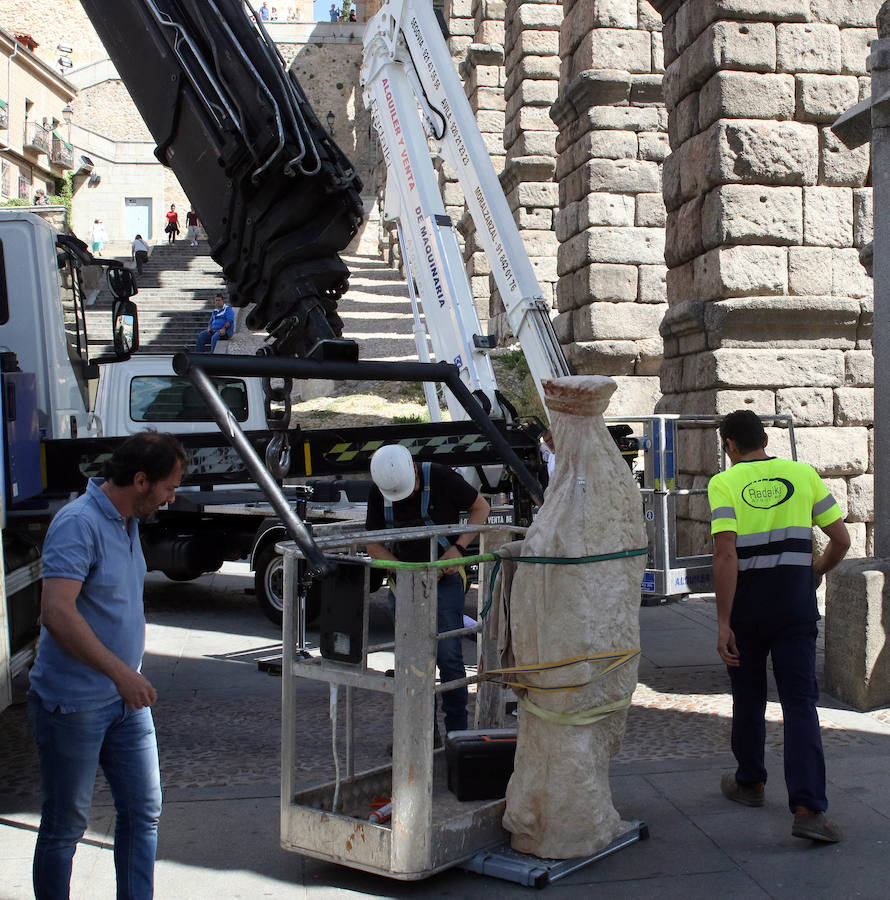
[{"x1": 78, "y1": 0, "x2": 365, "y2": 358}]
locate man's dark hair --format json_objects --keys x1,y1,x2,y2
[
  {"x1": 719, "y1": 410, "x2": 767, "y2": 454},
  {"x1": 104, "y1": 431, "x2": 188, "y2": 486}
]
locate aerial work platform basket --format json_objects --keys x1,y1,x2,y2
[{"x1": 278, "y1": 522, "x2": 522, "y2": 879}]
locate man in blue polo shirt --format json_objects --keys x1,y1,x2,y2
[
  {"x1": 28, "y1": 431, "x2": 186, "y2": 900},
  {"x1": 194, "y1": 293, "x2": 235, "y2": 352}
]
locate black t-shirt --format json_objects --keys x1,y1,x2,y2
[{"x1": 365, "y1": 463, "x2": 479, "y2": 562}]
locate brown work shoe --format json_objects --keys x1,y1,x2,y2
[
  {"x1": 792, "y1": 810, "x2": 843, "y2": 843},
  {"x1": 720, "y1": 771, "x2": 765, "y2": 807}
]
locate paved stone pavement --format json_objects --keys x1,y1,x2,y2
[{"x1": 3, "y1": 566, "x2": 890, "y2": 899}]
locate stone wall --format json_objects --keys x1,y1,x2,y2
[
  {"x1": 652, "y1": 0, "x2": 876, "y2": 556},
  {"x1": 0, "y1": 0, "x2": 108, "y2": 72},
  {"x1": 74, "y1": 81, "x2": 153, "y2": 143},
  {"x1": 549, "y1": 0, "x2": 668, "y2": 415},
  {"x1": 281, "y1": 36, "x2": 376, "y2": 188}
]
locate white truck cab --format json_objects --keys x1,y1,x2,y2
[
  {"x1": 93, "y1": 354, "x2": 267, "y2": 437},
  {"x1": 0, "y1": 211, "x2": 129, "y2": 440}
]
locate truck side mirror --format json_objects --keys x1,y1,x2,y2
[
  {"x1": 112, "y1": 299, "x2": 139, "y2": 358},
  {"x1": 107, "y1": 266, "x2": 138, "y2": 300}
]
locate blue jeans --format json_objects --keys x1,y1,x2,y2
[
  {"x1": 28, "y1": 696, "x2": 162, "y2": 900},
  {"x1": 194, "y1": 328, "x2": 230, "y2": 352},
  {"x1": 728, "y1": 621, "x2": 826, "y2": 813},
  {"x1": 388, "y1": 572, "x2": 468, "y2": 734}
]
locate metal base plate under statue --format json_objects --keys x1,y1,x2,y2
[{"x1": 463, "y1": 820, "x2": 648, "y2": 887}]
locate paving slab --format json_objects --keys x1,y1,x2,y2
[{"x1": 554, "y1": 773, "x2": 735, "y2": 885}]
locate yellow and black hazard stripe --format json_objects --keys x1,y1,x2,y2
[{"x1": 300, "y1": 431, "x2": 503, "y2": 475}]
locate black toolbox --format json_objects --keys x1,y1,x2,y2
[{"x1": 444, "y1": 729, "x2": 517, "y2": 801}]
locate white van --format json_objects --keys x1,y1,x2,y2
[{"x1": 93, "y1": 354, "x2": 267, "y2": 436}]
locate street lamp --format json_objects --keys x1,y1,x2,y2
[
  {"x1": 62, "y1": 103, "x2": 73, "y2": 142},
  {"x1": 326, "y1": 110, "x2": 335, "y2": 135}
]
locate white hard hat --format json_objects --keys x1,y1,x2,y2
[{"x1": 370, "y1": 444, "x2": 416, "y2": 502}]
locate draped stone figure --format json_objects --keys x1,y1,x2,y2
[{"x1": 502, "y1": 375, "x2": 647, "y2": 858}]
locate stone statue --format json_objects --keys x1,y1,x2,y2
[{"x1": 502, "y1": 375, "x2": 647, "y2": 859}]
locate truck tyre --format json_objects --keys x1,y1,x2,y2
[{"x1": 254, "y1": 544, "x2": 320, "y2": 626}]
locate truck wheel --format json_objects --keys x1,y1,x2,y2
[{"x1": 254, "y1": 545, "x2": 320, "y2": 626}]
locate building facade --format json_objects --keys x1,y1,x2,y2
[{"x1": 0, "y1": 28, "x2": 75, "y2": 206}]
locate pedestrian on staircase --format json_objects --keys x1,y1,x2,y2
[
  {"x1": 194, "y1": 293, "x2": 235, "y2": 352},
  {"x1": 131, "y1": 234, "x2": 149, "y2": 276},
  {"x1": 89, "y1": 218, "x2": 107, "y2": 254},
  {"x1": 186, "y1": 207, "x2": 200, "y2": 246},
  {"x1": 164, "y1": 205, "x2": 180, "y2": 244}
]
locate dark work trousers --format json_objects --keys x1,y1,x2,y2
[
  {"x1": 728, "y1": 620, "x2": 826, "y2": 813},
  {"x1": 387, "y1": 572, "x2": 468, "y2": 734}
]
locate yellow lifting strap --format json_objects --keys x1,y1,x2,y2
[
  {"x1": 518, "y1": 694, "x2": 632, "y2": 726},
  {"x1": 485, "y1": 648, "x2": 640, "y2": 692}
]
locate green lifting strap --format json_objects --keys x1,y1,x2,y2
[
  {"x1": 367, "y1": 546, "x2": 647, "y2": 573},
  {"x1": 363, "y1": 547, "x2": 649, "y2": 619},
  {"x1": 367, "y1": 552, "x2": 493, "y2": 570},
  {"x1": 481, "y1": 546, "x2": 648, "y2": 619}
]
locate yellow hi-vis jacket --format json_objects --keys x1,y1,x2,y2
[{"x1": 708, "y1": 457, "x2": 843, "y2": 625}]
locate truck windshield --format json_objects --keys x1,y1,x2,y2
[{"x1": 130, "y1": 375, "x2": 249, "y2": 422}]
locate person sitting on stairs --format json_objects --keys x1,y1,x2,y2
[{"x1": 194, "y1": 293, "x2": 235, "y2": 352}]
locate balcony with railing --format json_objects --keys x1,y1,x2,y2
[
  {"x1": 51, "y1": 134, "x2": 74, "y2": 169},
  {"x1": 23, "y1": 121, "x2": 51, "y2": 155},
  {"x1": 0, "y1": 99, "x2": 8, "y2": 131}
]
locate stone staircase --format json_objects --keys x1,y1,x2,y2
[
  {"x1": 87, "y1": 240, "x2": 226, "y2": 356},
  {"x1": 86, "y1": 201, "x2": 408, "y2": 362}
]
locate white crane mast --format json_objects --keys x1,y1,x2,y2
[{"x1": 361, "y1": 0, "x2": 570, "y2": 421}]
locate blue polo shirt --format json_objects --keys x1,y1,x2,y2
[{"x1": 29, "y1": 478, "x2": 148, "y2": 712}]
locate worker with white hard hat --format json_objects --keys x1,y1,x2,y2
[{"x1": 366, "y1": 444, "x2": 490, "y2": 739}]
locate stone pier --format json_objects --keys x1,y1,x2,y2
[
  {"x1": 489, "y1": 0, "x2": 563, "y2": 341},
  {"x1": 649, "y1": 0, "x2": 876, "y2": 557},
  {"x1": 550, "y1": 0, "x2": 668, "y2": 415},
  {"x1": 825, "y1": 2, "x2": 890, "y2": 711}
]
